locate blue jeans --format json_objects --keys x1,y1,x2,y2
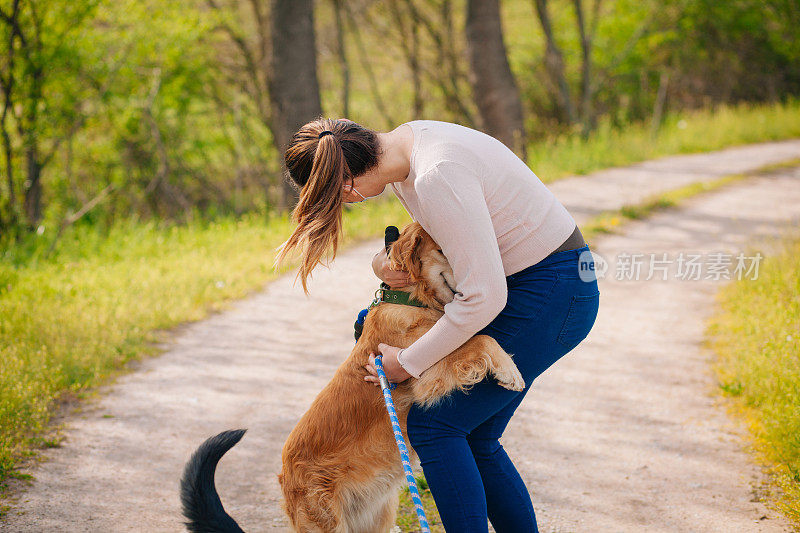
[{"x1": 406, "y1": 244, "x2": 599, "y2": 532}]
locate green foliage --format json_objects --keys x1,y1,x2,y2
[
  {"x1": 2, "y1": 0, "x2": 800, "y2": 234},
  {"x1": 707, "y1": 235, "x2": 800, "y2": 525},
  {"x1": 672, "y1": 0, "x2": 800, "y2": 104},
  {"x1": 0, "y1": 0, "x2": 277, "y2": 233},
  {"x1": 502, "y1": 0, "x2": 800, "y2": 136},
  {"x1": 0, "y1": 0, "x2": 103, "y2": 228},
  {"x1": 62, "y1": 0, "x2": 276, "y2": 219}
]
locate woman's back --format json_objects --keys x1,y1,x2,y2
[{"x1": 393, "y1": 119, "x2": 576, "y2": 276}]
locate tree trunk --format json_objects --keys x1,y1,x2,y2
[
  {"x1": 409, "y1": 13, "x2": 422, "y2": 117},
  {"x1": 465, "y1": 0, "x2": 527, "y2": 159},
  {"x1": 23, "y1": 146, "x2": 42, "y2": 228},
  {"x1": 534, "y1": 0, "x2": 577, "y2": 126},
  {"x1": 1, "y1": 119, "x2": 14, "y2": 227},
  {"x1": 332, "y1": 0, "x2": 350, "y2": 118},
  {"x1": 343, "y1": 2, "x2": 395, "y2": 130},
  {"x1": 23, "y1": 62, "x2": 44, "y2": 229},
  {"x1": 269, "y1": 0, "x2": 323, "y2": 210},
  {"x1": 0, "y1": 0, "x2": 20, "y2": 230},
  {"x1": 573, "y1": 0, "x2": 593, "y2": 137},
  {"x1": 388, "y1": 0, "x2": 423, "y2": 117},
  {"x1": 650, "y1": 70, "x2": 670, "y2": 138},
  {"x1": 398, "y1": 0, "x2": 475, "y2": 126}
]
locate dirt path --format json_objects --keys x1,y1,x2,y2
[{"x1": 2, "y1": 140, "x2": 800, "y2": 532}]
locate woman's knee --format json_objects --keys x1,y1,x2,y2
[
  {"x1": 406, "y1": 407, "x2": 464, "y2": 449},
  {"x1": 466, "y1": 435, "x2": 502, "y2": 458}
]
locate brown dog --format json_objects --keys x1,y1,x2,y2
[{"x1": 180, "y1": 223, "x2": 523, "y2": 533}]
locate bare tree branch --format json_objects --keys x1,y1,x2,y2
[
  {"x1": 332, "y1": 0, "x2": 351, "y2": 117},
  {"x1": 45, "y1": 183, "x2": 115, "y2": 257},
  {"x1": 206, "y1": 0, "x2": 270, "y2": 124},
  {"x1": 399, "y1": 0, "x2": 475, "y2": 124},
  {"x1": 142, "y1": 68, "x2": 193, "y2": 219},
  {"x1": 342, "y1": 1, "x2": 395, "y2": 129},
  {"x1": 533, "y1": 0, "x2": 577, "y2": 125},
  {"x1": 573, "y1": 0, "x2": 595, "y2": 136},
  {"x1": 386, "y1": 0, "x2": 422, "y2": 116},
  {"x1": 592, "y1": 9, "x2": 657, "y2": 94}
]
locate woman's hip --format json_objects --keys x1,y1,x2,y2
[{"x1": 478, "y1": 245, "x2": 600, "y2": 376}]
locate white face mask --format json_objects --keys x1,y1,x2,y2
[{"x1": 345, "y1": 185, "x2": 382, "y2": 203}]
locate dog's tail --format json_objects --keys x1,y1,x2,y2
[{"x1": 180, "y1": 429, "x2": 247, "y2": 533}]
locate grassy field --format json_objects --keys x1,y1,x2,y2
[
  {"x1": 706, "y1": 235, "x2": 800, "y2": 526},
  {"x1": 1, "y1": 100, "x2": 799, "y2": 513},
  {"x1": 528, "y1": 100, "x2": 800, "y2": 182}
]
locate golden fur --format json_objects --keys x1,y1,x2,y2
[{"x1": 278, "y1": 222, "x2": 523, "y2": 532}]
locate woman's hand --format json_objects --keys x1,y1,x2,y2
[
  {"x1": 363, "y1": 343, "x2": 412, "y2": 386},
  {"x1": 372, "y1": 248, "x2": 412, "y2": 289}
]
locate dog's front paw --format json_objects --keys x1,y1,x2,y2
[{"x1": 494, "y1": 365, "x2": 525, "y2": 391}]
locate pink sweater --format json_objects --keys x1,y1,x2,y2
[{"x1": 391, "y1": 120, "x2": 576, "y2": 378}]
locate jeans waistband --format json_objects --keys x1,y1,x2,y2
[{"x1": 507, "y1": 244, "x2": 591, "y2": 280}]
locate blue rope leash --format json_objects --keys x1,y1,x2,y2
[{"x1": 374, "y1": 354, "x2": 431, "y2": 533}]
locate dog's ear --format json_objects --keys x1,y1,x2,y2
[{"x1": 390, "y1": 223, "x2": 425, "y2": 281}]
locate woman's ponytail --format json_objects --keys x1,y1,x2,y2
[{"x1": 276, "y1": 118, "x2": 380, "y2": 292}]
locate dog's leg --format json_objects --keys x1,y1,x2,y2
[
  {"x1": 372, "y1": 496, "x2": 400, "y2": 533},
  {"x1": 474, "y1": 334, "x2": 525, "y2": 392},
  {"x1": 410, "y1": 335, "x2": 524, "y2": 408},
  {"x1": 337, "y1": 475, "x2": 403, "y2": 533}
]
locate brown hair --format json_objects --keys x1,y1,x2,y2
[{"x1": 276, "y1": 118, "x2": 381, "y2": 292}]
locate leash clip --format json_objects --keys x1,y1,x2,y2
[{"x1": 374, "y1": 354, "x2": 397, "y2": 391}]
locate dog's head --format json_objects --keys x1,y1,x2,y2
[{"x1": 388, "y1": 223, "x2": 457, "y2": 311}]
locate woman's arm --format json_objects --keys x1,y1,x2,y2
[{"x1": 394, "y1": 160, "x2": 508, "y2": 378}]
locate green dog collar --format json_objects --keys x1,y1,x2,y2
[{"x1": 376, "y1": 284, "x2": 427, "y2": 308}]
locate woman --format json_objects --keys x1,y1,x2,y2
[{"x1": 277, "y1": 117, "x2": 599, "y2": 532}]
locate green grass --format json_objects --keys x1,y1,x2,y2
[
  {"x1": 527, "y1": 100, "x2": 800, "y2": 182},
  {"x1": 0, "y1": 200, "x2": 410, "y2": 494},
  {"x1": 396, "y1": 475, "x2": 445, "y2": 532},
  {"x1": 706, "y1": 235, "x2": 800, "y2": 526}
]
